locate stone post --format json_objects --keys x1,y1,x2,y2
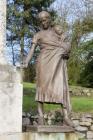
[
  {"x1": 0, "y1": 0, "x2": 6, "y2": 64},
  {"x1": 0, "y1": 0, "x2": 23, "y2": 134}
]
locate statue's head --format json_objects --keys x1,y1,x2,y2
[
  {"x1": 38, "y1": 11, "x2": 51, "y2": 29},
  {"x1": 54, "y1": 25, "x2": 63, "y2": 35}
]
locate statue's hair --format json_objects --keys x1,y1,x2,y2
[{"x1": 38, "y1": 11, "x2": 51, "y2": 20}]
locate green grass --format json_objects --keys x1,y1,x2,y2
[
  {"x1": 23, "y1": 82, "x2": 37, "y2": 113},
  {"x1": 23, "y1": 82, "x2": 36, "y2": 90},
  {"x1": 71, "y1": 97, "x2": 93, "y2": 113},
  {"x1": 23, "y1": 82, "x2": 93, "y2": 113}
]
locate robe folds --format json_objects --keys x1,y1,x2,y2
[{"x1": 32, "y1": 29, "x2": 71, "y2": 112}]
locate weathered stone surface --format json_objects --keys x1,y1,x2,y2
[
  {"x1": 76, "y1": 132, "x2": 86, "y2": 139},
  {"x1": 90, "y1": 125, "x2": 93, "y2": 131},
  {"x1": 79, "y1": 121, "x2": 91, "y2": 127},
  {"x1": 75, "y1": 126, "x2": 88, "y2": 132},
  {"x1": 26, "y1": 125, "x2": 75, "y2": 133},
  {"x1": 83, "y1": 89, "x2": 89, "y2": 93},
  {"x1": 84, "y1": 114, "x2": 93, "y2": 118},
  {"x1": 0, "y1": 55, "x2": 22, "y2": 133},
  {"x1": 0, "y1": 0, "x2": 23, "y2": 134},
  {"x1": 69, "y1": 86, "x2": 93, "y2": 97},
  {"x1": 86, "y1": 139, "x2": 93, "y2": 140},
  {"x1": 0, "y1": 65, "x2": 22, "y2": 83},
  {"x1": 72, "y1": 120, "x2": 79, "y2": 127},
  {"x1": 0, "y1": 81, "x2": 23, "y2": 134},
  {"x1": 44, "y1": 113, "x2": 48, "y2": 119},
  {"x1": 87, "y1": 93, "x2": 91, "y2": 96},
  {"x1": 0, "y1": 0, "x2": 7, "y2": 65},
  {"x1": 80, "y1": 117, "x2": 92, "y2": 123},
  {"x1": 47, "y1": 119, "x2": 52, "y2": 125},
  {"x1": 87, "y1": 131, "x2": 93, "y2": 139},
  {"x1": 29, "y1": 132, "x2": 78, "y2": 140},
  {"x1": 0, "y1": 133, "x2": 28, "y2": 140},
  {"x1": 23, "y1": 117, "x2": 30, "y2": 126},
  {"x1": 0, "y1": 132, "x2": 79, "y2": 140}
]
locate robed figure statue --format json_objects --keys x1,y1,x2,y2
[{"x1": 23, "y1": 11, "x2": 74, "y2": 127}]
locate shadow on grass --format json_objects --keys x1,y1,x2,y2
[
  {"x1": 23, "y1": 86, "x2": 37, "y2": 114},
  {"x1": 23, "y1": 82, "x2": 60, "y2": 114}
]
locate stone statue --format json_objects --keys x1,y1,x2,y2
[{"x1": 23, "y1": 11, "x2": 73, "y2": 127}]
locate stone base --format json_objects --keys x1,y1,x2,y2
[
  {"x1": 26, "y1": 125, "x2": 75, "y2": 133},
  {"x1": 0, "y1": 64, "x2": 23, "y2": 134},
  {"x1": 0, "y1": 132, "x2": 78, "y2": 140},
  {"x1": 0, "y1": 64, "x2": 22, "y2": 83}
]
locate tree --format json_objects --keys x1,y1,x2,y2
[
  {"x1": 7, "y1": 0, "x2": 93, "y2": 85},
  {"x1": 68, "y1": 16, "x2": 93, "y2": 85},
  {"x1": 7, "y1": 0, "x2": 56, "y2": 64},
  {"x1": 78, "y1": 40, "x2": 93, "y2": 87}
]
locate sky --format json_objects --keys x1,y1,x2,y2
[
  {"x1": 51, "y1": 0, "x2": 86, "y2": 23},
  {"x1": 52, "y1": 0, "x2": 93, "y2": 40},
  {"x1": 52, "y1": 0, "x2": 93, "y2": 26}
]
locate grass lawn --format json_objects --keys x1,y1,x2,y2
[
  {"x1": 71, "y1": 97, "x2": 93, "y2": 113},
  {"x1": 23, "y1": 82, "x2": 93, "y2": 114}
]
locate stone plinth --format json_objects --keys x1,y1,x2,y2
[
  {"x1": 26, "y1": 125, "x2": 75, "y2": 133},
  {"x1": 0, "y1": 65, "x2": 23, "y2": 134},
  {"x1": 0, "y1": 133, "x2": 28, "y2": 140},
  {"x1": 0, "y1": 0, "x2": 7, "y2": 65},
  {"x1": 0, "y1": 0, "x2": 23, "y2": 135},
  {"x1": 0, "y1": 132, "x2": 78, "y2": 140}
]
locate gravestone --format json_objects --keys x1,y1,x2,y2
[{"x1": 0, "y1": 0, "x2": 23, "y2": 134}]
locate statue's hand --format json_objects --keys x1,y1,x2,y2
[{"x1": 62, "y1": 53, "x2": 69, "y2": 59}]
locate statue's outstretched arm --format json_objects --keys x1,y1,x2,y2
[{"x1": 23, "y1": 43, "x2": 36, "y2": 67}]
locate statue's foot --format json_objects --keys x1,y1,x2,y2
[
  {"x1": 38, "y1": 116, "x2": 44, "y2": 125},
  {"x1": 63, "y1": 117, "x2": 74, "y2": 128}
]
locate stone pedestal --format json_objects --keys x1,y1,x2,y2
[
  {"x1": 0, "y1": 0, "x2": 23, "y2": 134},
  {"x1": 0, "y1": 132, "x2": 79, "y2": 140},
  {"x1": 0, "y1": 0, "x2": 7, "y2": 65},
  {"x1": 26, "y1": 125, "x2": 75, "y2": 133},
  {"x1": 26, "y1": 125, "x2": 78, "y2": 140},
  {"x1": 29, "y1": 132, "x2": 78, "y2": 140},
  {"x1": 0, "y1": 65, "x2": 23, "y2": 134}
]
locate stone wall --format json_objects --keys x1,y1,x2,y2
[
  {"x1": 23, "y1": 112, "x2": 93, "y2": 140},
  {"x1": 70, "y1": 86, "x2": 93, "y2": 97},
  {"x1": 71, "y1": 113, "x2": 93, "y2": 139}
]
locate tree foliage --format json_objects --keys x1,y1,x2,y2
[
  {"x1": 77, "y1": 40, "x2": 93, "y2": 87},
  {"x1": 7, "y1": 0, "x2": 56, "y2": 64},
  {"x1": 68, "y1": 16, "x2": 93, "y2": 86},
  {"x1": 7, "y1": 0, "x2": 93, "y2": 86},
  {"x1": 7, "y1": 0, "x2": 56, "y2": 82}
]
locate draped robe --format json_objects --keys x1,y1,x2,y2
[{"x1": 32, "y1": 29, "x2": 71, "y2": 112}]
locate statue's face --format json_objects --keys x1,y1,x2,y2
[
  {"x1": 54, "y1": 25, "x2": 63, "y2": 35},
  {"x1": 40, "y1": 17, "x2": 50, "y2": 29}
]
